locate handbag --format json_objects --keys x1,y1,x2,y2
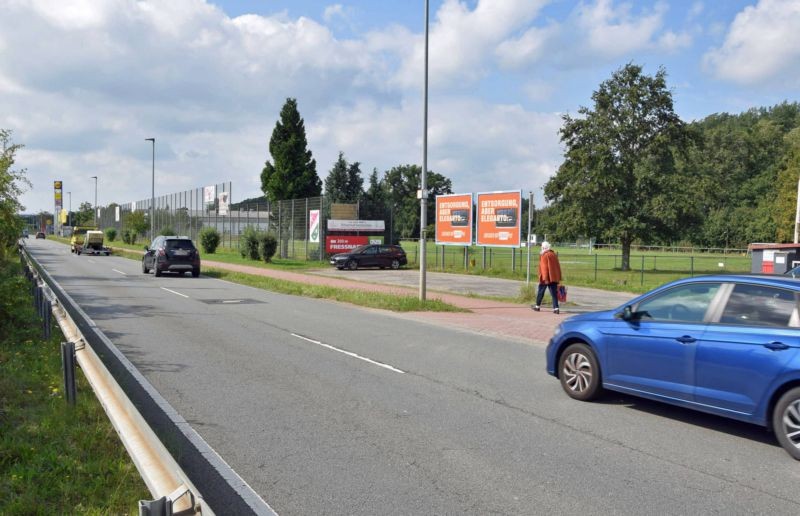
[{"x1": 557, "y1": 284, "x2": 567, "y2": 302}]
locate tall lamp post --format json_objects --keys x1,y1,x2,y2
[
  {"x1": 91, "y1": 176, "x2": 97, "y2": 226},
  {"x1": 419, "y1": 0, "x2": 429, "y2": 301},
  {"x1": 145, "y1": 138, "x2": 155, "y2": 242},
  {"x1": 67, "y1": 191, "x2": 71, "y2": 227}
]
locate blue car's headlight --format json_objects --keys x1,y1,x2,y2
[{"x1": 552, "y1": 323, "x2": 564, "y2": 339}]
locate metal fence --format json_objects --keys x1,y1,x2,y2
[
  {"x1": 398, "y1": 240, "x2": 752, "y2": 287},
  {"x1": 95, "y1": 185, "x2": 398, "y2": 260}
]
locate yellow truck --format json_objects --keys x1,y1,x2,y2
[{"x1": 71, "y1": 227, "x2": 111, "y2": 256}]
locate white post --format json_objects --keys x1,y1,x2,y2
[{"x1": 794, "y1": 175, "x2": 800, "y2": 244}]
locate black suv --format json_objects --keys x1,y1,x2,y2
[{"x1": 143, "y1": 236, "x2": 200, "y2": 277}]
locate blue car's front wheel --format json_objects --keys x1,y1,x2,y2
[{"x1": 559, "y1": 343, "x2": 603, "y2": 401}]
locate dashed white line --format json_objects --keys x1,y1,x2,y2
[
  {"x1": 112, "y1": 269, "x2": 127, "y2": 275},
  {"x1": 161, "y1": 287, "x2": 189, "y2": 298},
  {"x1": 291, "y1": 333, "x2": 405, "y2": 374}
]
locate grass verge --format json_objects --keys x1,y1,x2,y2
[
  {"x1": 202, "y1": 268, "x2": 467, "y2": 312},
  {"x1": 98, "y1": 241, "x2": 466, "y2": 312},
  {"x1": 0, "y1": 255, "x2": 149, "y2": 514}
]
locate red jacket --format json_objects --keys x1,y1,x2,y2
[{"x1": 538, "y1": 249, "x2": 562, "y2": 284}]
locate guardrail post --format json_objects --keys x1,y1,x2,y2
[
  {"x1": 43, "y1": 300, "x2": 52, "y2": 340},
  {"x1": 61, "y1": 341, "x2": 77, "y2": 406}
]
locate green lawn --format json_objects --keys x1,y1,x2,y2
[
  {"x1": 55, "y1": 232, "x2": 756, "y2": 296},
  {"x1": 0, "y1": 257, "x2": 150, "y2": 514}
]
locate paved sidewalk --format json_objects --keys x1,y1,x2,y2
[{"x1": 203, "y1": 260, "x2": 637, "y2": 345}]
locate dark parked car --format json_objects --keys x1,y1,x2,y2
[
  {"x1": 330, "y1": 244, "x2": 407, "y2": 270},
  {"x1": 35, "y1": 231, "x2": 46, "y2": 239},
  {"x1": 142, "y1": 236, "x2": 200, "y2": 277},
  {"x1": 546, "y1": 274, "x2": 800, "y2": 459}
]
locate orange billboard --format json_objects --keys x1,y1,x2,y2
[
  {"x1": 435, "y1": 193, "x2": 473, "y2": 245},
  {"x1": 476, "y1": 190, "x2": 521, "y2": 247}
]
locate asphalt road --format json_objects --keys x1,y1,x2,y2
[{"x1": 26, "y1": 238, "x2": 800, "y2": 515}]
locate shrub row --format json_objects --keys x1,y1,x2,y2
[{"x1": 239, "y1": 226, "x2": 277, "y2": 262}]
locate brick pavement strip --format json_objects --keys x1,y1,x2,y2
[{"x1": 203, "y1": 260, "x2": 563, "y2": 345}]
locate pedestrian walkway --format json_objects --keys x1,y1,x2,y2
[{"x1": 203, "y1": 260, "x2": 637, "y2": 345}]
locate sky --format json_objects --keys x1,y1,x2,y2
[{"x1": 4, "y1": 0, "x2": 800, "y2": 214}]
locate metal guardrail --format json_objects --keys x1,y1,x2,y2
[{"x1": 19, "y1": 242, "x2": 277, "y2": 516}]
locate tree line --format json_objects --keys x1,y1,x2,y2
[
  {"x1": 258, "y1": 82, "x2": 800, "y2": 268},
  {"x1": 538, "y1": 63, "x2": 800, "y2": 270}
]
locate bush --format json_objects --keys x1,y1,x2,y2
[
  {"x1": 199, "y1": 227, "x2": 220, "y2": 254},
  {"x1": 240, "y1": 226, "x2": 260, "y2": 260},
  {"x1": 122, "y1": 229, "x2": 138, "y2": 245},
  {"x1": 158, "y1": 226, "x2": 175, "y2": 237},
  {"x1": 104, "y1": 227, "x2": 117, "y2": 242},
  {"x1": 259, "y1": 233, "x2": 278, "y2": 263}
]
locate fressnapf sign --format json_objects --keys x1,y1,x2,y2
[
  {"x1": 435, "y1": 193, "x2": 472, "y2": 245},
  {"x1": 326, "y1": 236, "x2": 369, "y2": 253},
  {"x1": 476, "y1": 190, "x2": 521, "y2": 247}
]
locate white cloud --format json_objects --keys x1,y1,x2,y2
[
  {"x1": 496, "y1": 24, "x2": 560, "y2": 69},
  {"x1": 394, "y1": 0, "x2": 549, "y2": 88},
  {"x1": 2, "y1": 0, "x2": 736, "y2": 215},
  {"x1": 575, "y1": 0, "x2": 666, "y2": 58},
  {"x1": 703, "y1": 0, "x2": 800, "y2": 85},
  {"x1": 311, "y1": 97, "x2": 563, "y2": 196}
]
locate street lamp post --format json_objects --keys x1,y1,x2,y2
[
  {"x1": 419, "y1": 0, "x2": 429, "y2": 301},
  {"x1": 91, "y1": 176, "x2": 97, "y2": 226},
  {"x1": 145, "y1": 138, "x2": 155, "y2": 242},
  {"x1": 67, "y1": 191, "x2": 71, "y2": 227}
]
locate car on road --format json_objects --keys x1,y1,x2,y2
[
  {"x1": 21, "y1": 229, "x2": 29, "y2": 238},
  {"x1": 35, "y1": 231, "x2": 46, "y2": 239},
  {"x1": 546, "y1": 274, "x2": 800, "y2": 459},
  {"x1": 142, "y1": 236, "x2": 200, "y2": 277},
  {"x1": 330, "y1": 244, "x2": 407, "y2": 270}
]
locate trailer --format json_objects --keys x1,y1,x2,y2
[{"x1": 74, "y1": 230, "x2": 112, "y2": 256}]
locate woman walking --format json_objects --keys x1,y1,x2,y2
[{"x1": 532, "y1": 241, "x2": 562, "y2": 314}]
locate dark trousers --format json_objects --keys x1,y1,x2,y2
[{"x1": 536, "y1": 282, "x2": 559, "y2": 309}]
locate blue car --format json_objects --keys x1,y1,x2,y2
[{"x1": 546, "y1": 274, "x2": 800, "y2": 459}]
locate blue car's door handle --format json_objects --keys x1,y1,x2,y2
[
  {"x1": 675, "y1": 335, "x2": 696, "y2": 344},
  {"x1": 764, "y1": 341, "x2": 790, "y2": 351}
]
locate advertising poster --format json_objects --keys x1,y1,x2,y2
[
  {"x1": 53, "y1": 180, "x2": 63, "y2": 210},
  {"x1": 218, "y1": 192, "x2": 229, "y2": 215},
  {"x1": 309, "y1": 209, "x2": 320, "y2": 243},
  {"x1": 435, "y1": 193, "x2": 473, "y2": 245},
  {"x1": 203, "y1": 185, "x2": 215, "y2": 203},
  {"x1": 326, "y1": 236, "x2": 369, "y2": 253},
  {"x1": 476, "y1": 190, "x2": 522, "y2": 247}
]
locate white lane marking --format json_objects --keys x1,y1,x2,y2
[
  {"x1": 161, "y1": 287, "x2": 189, "y2": 298},
  {"x1": 112, "y1": 269, "x2": 127, "y2": 276},
  {"x1": 87, "y1": 259, "x2": 97, "y2": 264},
  {"x1": 291, "y1": 333, "x2": 405, "y2": 374},
  {"x1": 222, "y1": 300, "x2": 242, "y2": 304}
]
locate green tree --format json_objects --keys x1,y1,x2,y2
[
  {"x1": 775, "y1": 128, "x2": 800, "y2": 242},
  {"x1": 73, "y1": 202, "x2": 95, "y2": 226},
  {"x1": 324, "y1": 152, "x2": 363, "y2": 204},
  {"x1": 383, "y1": 165, "x2": 452, "y2": 239},
  {"x1": 0, "y1": 130, "x2": 30, "y2": 257},
  {"x1": 544, "y1": 63, "x2": 689, "y2": 270},
  {"x1": 361, "y1": 168, "x2": 388, "y2": 222},
  {"x1": 260, "y1": 98, "x2": 321, "y2": 202},
  {"x1": 124, "y1": 211, "x2": 148, "y2": 243}
]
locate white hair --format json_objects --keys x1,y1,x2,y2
[{"x1": 540, "y1": 241, "x2": 551, "y2": 254}]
